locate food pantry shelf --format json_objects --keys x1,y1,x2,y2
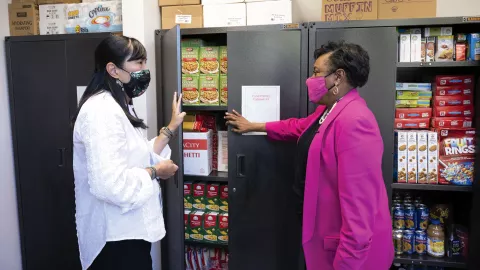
[
  {"x1": 185, "y1": 241, "x2": 228, "y2": 248},
  {"x1": 397, "y1": 61, "x2": 480, "y2": 68},
  {"x1": 391, "y1": 183, "x2": 473, "y2": 192},
  {"x1": 184, "y1": 171, "x2": 229, "y2": 182},
  {"x1": 394, "y1": 254, "x2": 467, "y2": 269},
  {"x1": 183, "y1": 106, "x2": 228, "y2": 112}
]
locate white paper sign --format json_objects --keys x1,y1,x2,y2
[
  {"x1": 77, "y1": 86, "x2": 87, "y2": 105},
  {"x1": 241, "y1": 85, "x2": 280, "y2": 135},
  {"x1": 175, "y1": 15, "x2": 192, "y2": 24}
]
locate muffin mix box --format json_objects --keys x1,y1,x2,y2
[
  {"x1": 436, "y1": 129, "x2": 476, "y2": 186},
  {"x1": 407, "y1": 131, "x2": 418, "y2": 184},
  {"x1": 394, "y1": 131, "x2": 408, "y2": 183},
  {"x1": 427, "y1": 131, "x2": 439, "y2": 184},
  {"x1": 417, "y1": 131, "x2": 429, "y2": 184}
]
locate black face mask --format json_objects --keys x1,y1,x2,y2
[{"x1": 121, "y1": 69, "x2": 151, "y2": 98}]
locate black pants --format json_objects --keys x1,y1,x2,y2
[{"x1": 89, "y1": 240, "x2": 152, "y2": 270}]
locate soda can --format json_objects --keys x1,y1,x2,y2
[
  {"x1": 393, "y1": 230, "x2": 403, "y2": 255},
  {"x1": 416, "y1": 204, "x2": 429, "y2": 231},
  {"x1": 404, "y1": 204, "x2": 416, "y2": 231},
  {"x1": 403, "y1": 230, "x2": 415, "y2": 255},
  {"x1": 393, "y1": 205, "x2": 405, "y2": 230},
  {"x1": 415, "y1": 230, "x2": 427, "y2": 255}
]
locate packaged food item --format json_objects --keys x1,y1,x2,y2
[
  {"x1": 427, "y1": 131, "x2": 439, "y2": 184},
  {"x1": 218, "y1": 213, "x2": 229, "y2": 244},
  {"x1": 185, "y1": 210, "x2": 191, "y2": 241},
  {"x1": 415, "y1": 230, "x2": 427, "y2": 255},
  {"x1": 399, "y1": 34, "x2": 411, "y2": 62},
  {"x1": 434, "y1": 85, "x2": 473, "y2": 96},
  {"x1": 396, "y1": 90, "x2": 432, "y2": 100},
  {"x1": 417, "y1": 132, "x2": 428, "y2": 184},
  {"x1": 403, "y1": 230, "x2": 415, "y2": 254},
  {"x1": 395, "y1": 131, "x2": 408, "y2": 183},
  {"x1": 184, "y1": 131, "x2": 213, "y2": 176},
  {"x1": 447, "y1": 225, "x2": 461, "y2": 257},
  {"x1": 467, "y1": 33, "x2": 480, "y2": 61},
  {"x1": 404, "y1": 204, "x2": 416, "y2": 231},
  {"x1": 427, "y1": 220, "x2": 445, "y2": 257},
  {"x1": 203, "y1": 212, "x2": 219, "y2": 243},
  {"x1": 393, "y1": 204, "x2": 405, "y2": 229},
  {"x1": 182, "y1": 45, "x2": 200, "y2": 75},
  {"x1": 219, "y1": 184, "x2": 228, "y2": 213},
  {"x1": 426, "y1": 37, "x2": 435, "y2": 62},
  {"x1": 424, "y1": 27, "x2": 453, "y2": 37},
  {"x1": 184, "y1": 182, "x2": 193, "y2": 209},
  {"x1": 455, "y1": 43, "x2": 467, "y2": 61},
  {"x1": 181, "y1": 39, "x2": 205, "y2": 48},
  {"x1": 393, "y1": 230, "x2": 403, "y2": 255},
  {"x1": 421, "y1": 38, "x2": 426, "y2": 62},
  {"x1": 395, "y1": 100, "x2": 431, "y2": 108},
  {"x1": 416, "y1": 205, "x2": 429, "y2": 231},
  {"x1": 435, "y1": 36, "x2": 454, "y2": 61},
  {"x1": 431, "y1": 117, "x2": 473, "y2": 129},
  {"x1": 411, "y1": 34, "x2": 422, "y2": 62},
  {"x1": 65, "y1": 1, "x2": 123, "y2": 34},
  {"x1": 218, "y1": 131, "x2": 228, "y2": 172},
  {"x1": 433, "y1": 96, "x2": 473, "y2": 107},
  {"x1": 192, "y1": 182, "x2": 207, "y2": 211},
  {"x1": 189, "y1": 211, "x2": 205, "y2": 242},
  {"x1": 182, "y1": 75, "x2": 200, "y2": 105},
  {"x1": 436, "y1": 75, "x2": 474, "y2": 86},
  {"x1": 199, "y1": 74, "x2": 220, "y2": 105},
  {"x1": 394, "y1": 118, "x2": 430, "y2": 129},
  {"x1": 396, "y1": 82, "x2": 432, "y2": 91},
  {"x1": 395, "y1": 108, "x2": 432, "y2": 119},
  {"x1": 220, "y1": 74, "x2": 228, "y2": 106},
  {"x1": 407, "y1": 132, "x2": 418, "y2": 183},
  {"x1": 205, "y1": 183, "x2": 220, "y2": 212},
  {"x1": 200, "y1": 46, "x2": 219, "y2": 74},
  {"x1": 437, "y1": 129, "x2": 475, "y2": 185},
  {"x1": 219, "y1": 46, "x2": 227, "y2": 74},
  {"x1": 455, "y1": 225, "x2": 469, "y2": 258}
]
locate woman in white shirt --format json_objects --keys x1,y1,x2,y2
[{"x1": 72, "y1": 35, "x2": 185, "y2": 270}]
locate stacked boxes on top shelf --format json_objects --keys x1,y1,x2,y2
[{"x1": 160, "y1": 0, "x2": 202, "y2": 29}]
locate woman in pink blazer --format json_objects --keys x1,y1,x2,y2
[{"x1": 225, "y1": 41, "x2": 394, "y2": 270}]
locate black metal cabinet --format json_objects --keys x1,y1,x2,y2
[{"x1": 6, "y1": 34, "x2": 109, "y2": 270}]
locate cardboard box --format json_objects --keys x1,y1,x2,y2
[
  {"x1": 425, "y1": 27, "x2": 453, "y2": 37},
  {"x1": 182, "y1": 75, "x2": 200, "y2": 105},
  {"x1": 246, "y1": 1, "x2": 292, "y2": 26},
  {"x1": 417, "y1": 131, "x2": 429, "y2": 184},
  {"x1": 396, "y1": 82, "x2": 432, "y2": 91},
  {"x1": 203, "y1": 3, "x2": 246, "y2": 28},
  {"x1": 407, "y1": 131, "x2": 418, "y2": 184},
  {"x1": 220, "y1": 75, "x2": 228, "y2": 106},
  {"x1": 467, "y1": 33, "x2": 480, "y2": 61},
  {"x1": 427, "y1": 131, "x2": 438, "y2": 184},
  {"x1": 434, "y1": 85, "x2": 473, "y2": 96},
  {"x1": 421, "y1": 38, "x2": 426, "y2": 62},
  {"x1": 395, "y1": 131, "x2": 408, "y2": 183},
  {"x1": 433, "y1": 96, "x2": 473, "y2": 107},
  {"x1": 219, "y1": 184, "x2": 228, "y2": 213},
  {"x1": 184, "y1": 182, "x2": 193, "y2": 210},
  {"x1": 435, "y1": 35, "x2": 454, "y2": 62},
  {"x1": 12, "y1": 0, "x2": 38, "y2": 3},
  {"x1": 395, "y1": 108, "x2": 432, "y2": 119},
  {"x1": 218, "y1": 213, "x2": 229, "y2": 244},
  {"x1": 219, "y1": 46, "x2": 227, "y2": 74},
  {"x1": 436, "y1": 75, "x2": 474, "y2": 86},
  {"x1": 205, "y1": 183, "x2": 220, "y2": 212},
  {"x1": 203, "y1": 0, "x2": 243, "y2": 4},
  {"x1": 184, "y1": 209, "x2": 191, "y2": 241},
  {"x1": 40, "y1": 20, "x2": 65, "y2": 35},
  {"x1": 217, "y1": 131, "x2": 228, "y2": 172},
  {"x1": 426, "y1": 37, "x2": 435, "y2": 62},
  {"x1": 399, "y1": 34, "x2": 411, "y2": 62},
  {"x1": 434, "y1": 105, "x2": 474, "y2": 118},
  {"x1": 183, "y1": 131, "x2": 213, "y2": 176},
  {"x1": 161, "y1": 5, "x2": 203, "y2": 29},
  {"x1": 40, "y1": 0, "x2": 81, "y2": 3},
  {"x1": 322, "y1": 0, "x2": 377, "y2": 21},
  {"x1": 395, "y1": 100, "x2": 431, "y2": 108},
  {"x1": 378, "y1": 0, "x2": 436, "y2": 20},
  {"x1": 396, "y1": 91, "x2": 432, "y2": 100},
  {"x1": 192, "y1": 182, "x2": 207, "y2": 211},
  {"x1": 394, "y1": 118, "x2": 430, "y2": 129},
  {"x1": 39, "y1": 4, "x2": 67, "y2": 35},
  {"x1": 203, "y1": 212, "x2": 219, "y2": 243},
  {"x1": 65, "y1": 1, "x2": 123, "y2": 34},
  {"x1": 9, "y1": 3, "x2": 40, "y2": 36},
  {"x1": 411, "y1": 34, "x2": 422, "y2": 62},
  {"x1": 159, "y1": 0, "x2": 200, "y2": 7},
  {"x1": 189, "y1": 211, "x2": 205, "y2": 242},
  {"x1": 431, "y1": 117, "x2": 473, "y2": 129}
]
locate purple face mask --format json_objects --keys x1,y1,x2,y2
[{"x1": 306, "y1": 73, "x2": 335, "y2": 103}]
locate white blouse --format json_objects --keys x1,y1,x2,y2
[{"x1": 73, "y1": 92, "x2": 170, "y2": 269}]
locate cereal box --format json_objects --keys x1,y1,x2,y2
[
  {"x1": 192, "y1": 182, "x2": 207, "y2": 211},
  {"x1": 200, "y1": 46, "x2": 219, "y2": 74},
  {"x1": 184, "y1": 182, "x2": 193, "y2": 210},
  {"x1": 437, "y1": 129, "x2": 476, "y2": 185},
  {"x1": 426, "y1": 37, "x2": 435, "y2": 62},
  {"x1": 183, "y1": 131, "x2": 213, "y2": 177},
  {"x1": 182, "y1": 74, "x2": 200, "y2": 105},
  {"x1": 395, "y1": 108, "x2": 432, "y2": 119},
  {"x1": 203, "y1": 212, "x2": 219, "y2": 244},
  {"x1": 436, "y1": 75, "x2": 474, "y2": 86},
  {"x1": 189, "y1": 211, "x2": 205, "y2": 242},
  {"x1": 395, "y1": 100, "x2": 431, "y2": 108},
  {"x1": 199, "y1": 74, "x2": 220, "y2": 105},
  {"x1": 217, "y1": 131, "x2": 228, "y2": 172},
  {"x1": 427, "y1": 131, "x2": 439, "y2": 184},
  {"x1": 219, "y1": 46, "x2": 227, "y2": 74},
  {"x1": 434, "y1": 85, "x2": 473, "y2": 96},
  {"x1": 431, "y1": 117, "x2": 473, "y2": 129},
  {"x1": 206, "y1": 183, "x2": 220, "y2": 212},
  {"x1": 218, "y1": 213, "x2": 229, "y2": 244},
  {"x1": 182, "y1": 46, "x2": 200, "y2": 75},
  {"x1": 220, "y1": 74, "x2": 228, "y2": 106},
  {"x1": 396, "y1": 83, "x2": 432, "y2": 91},
  {"x1": 395, "y1": 131, "x2": 408, "y2": 183},
  {"x1": 185, "y1": 210, "x2": 191, "y2": 241},
  {"x1": 219, "y1": 184, "x2": 228, "y2": 213},
  {"x1": 394, "y1": 118, "x2": 430, "y2": 129},
  {"x1": 417, "y1": 131, "x2": 429, "y2": 184},
  {"x1": 396, "y1": 91, "x2": 432, "y2": 100},
  {"x1": 411, "y1": 34, "x2": 422, "y2": 62},
  {"x1": 433, "y1": 105, "x2": 474, "y2": 118},
  {"x1": 399, "y1": 34, "x2": 411, "y2": 62},
  {"x1": 407, "y1": 132, "x2": 418, "y2": 184},
  {"x1": 433, "y1": 96, "x2": 473, "y2": 107}
]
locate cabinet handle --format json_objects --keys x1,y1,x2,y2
[
  {"x1": 236, "y1": 154, "x2": 246, "y2": 178},
  {"x1": 58, "y1": 148, "x2": 66, "y2": 168}
]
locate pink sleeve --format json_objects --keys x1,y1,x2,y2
[
  {"x1": 265, "y1": 106, "x2": 324, "y2": 142},
  {"x1": 333, "y1": 115, "x2": 384, "y2": 270}
]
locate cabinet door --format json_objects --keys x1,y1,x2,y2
[
  {"x1": 310, "y1": 27, "x2": 397, "y2": 200},
  {"x1": 7, "y1": 40, "x2": 78, "y2": 270},
  {"x1": 157, "y1": 25, "x2": 185, "y2": 270},
  {"x1": 227, "y1": 29, "x2": 305, "y2": 270}
]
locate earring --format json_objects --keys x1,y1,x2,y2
[
  {"x1": 332, "y1": 85, "x2": 339, "y2": 95},
  {"x1": 116, "y1": 79, "x2": 125, "y2": 91}
]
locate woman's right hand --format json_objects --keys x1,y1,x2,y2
[
  {"x1": 225, "y1": 110, "x2": 253, "y2": 134},
  {"x1": 154, "y1": 160, "x2": 179, "y2": 180}
]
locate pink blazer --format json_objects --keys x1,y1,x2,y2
[{"x1": 266, "y1": 90, "x2": 393, "y2": 270}]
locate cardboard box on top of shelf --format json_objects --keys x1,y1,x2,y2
[
  {"x1": 39, "y1": 4, "x2": 67, "y2": 35},
  {"x1": 246, "y1": 1, "x2": 292, "y2": 26},
  {"x1": 321, "y1": 0, "x2": 378, "y2": 21},
  {"x1": 11, "y1": 0, "x2": 38, "y2": 4},
  {"x1": 162, "y1": 5, "x2": 203, "y2": 29},
  {"x1": 203, "y1": 3, "x2": 246, "y2": 28},
  {"x1": 202, "y1": 0, "x2": 243, "y2": 4},
  {"x1": 378, "y1": 0, "x2": 436, "y2": 20},
  {"x1": 9, "y1": 3, "x2": 40, "y2": 36},
  {"x1": 39, "y1": 0, "x2": 81, "y2": 4},
  {"x1": 159, "y1": 0, "x2": 200, "y2": 7}
]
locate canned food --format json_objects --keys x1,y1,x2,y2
[
  {"x1": 415, "y1": 230, "x2": 427, "y2": 255},
  {"x1": 403, "y1": 230, "x2": 415, "y2": 255},
  {"x1": 413, "y1": 197, "x2": 422, "y2": 207},
  {"x1": 404, "y1": 204, "x2": 416, "y2": 231},
  {"x1": 393, "y1": 230, "x2": 403, "y2": 255},
  {"x1": 416, "y1": 204, "x2": 429, "y2": 231},
  {"x1": 393, "y1": 205, "x2": 405, "y2": 230}
]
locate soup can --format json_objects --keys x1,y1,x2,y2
[
  {"x1": 415, "y1": 230, "x2": 427, "y2": 255},
  {"x1": 393, "y1": 230, "x2": 403, "y2": 255},
  {"x1": 404, "y1": 204, "x2": 416, "y2": 231},
  {"x1": 416, "y1": 204, "x2": 429, "y2": 231},
  {"x1": 403, "y1": 230, "x2": 415, "y2": 255},
  {"x1": 393, "y1": 204, "x2": 405, "y2": 230}
]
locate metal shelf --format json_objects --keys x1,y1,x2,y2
[
  {"x1": 397, "y1": 61, "x2": 480, "y2": 68},
  {"x1": 183, "y1": 106, "x2": 228, "y2": 112},
  {"x1": 185, "y1": 240, "x2": 228, "y2": 249},
  {"x1": 391, "y1": 183, "x2": 473, "y2": 192},
  {"x1": 394, "y1": 254, "x2": 467, "y2": 269},
  {"x1": 184, "y1": 171, "x2": 228, "y2": 183}
]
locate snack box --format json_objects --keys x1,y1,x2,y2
[
  {"x1": 399, "y1": 34, "x2": 411, "y2": 62},
  {"x1": 219, "y1": 184, "x2": 228, "y2": 213},
  {"x1": 434, "y1": 85, "x2": 473, "y2": 96},
  {"x1": 203, "y1": 212, "x2": 219, "y2": 244},
  {"x1": 192, "y1": 182, "x2": 207, "y2": 211},
  {"x1": 182, "y1": 45, "x2": 200, "y2": 75},
  {"x1": 431, "y1": 117, "x2": 473, "y2": 129},
  {"x1": 184, "y1": 210, "x2": 191, "y2": 241},
  {"x1": 435, "y1": 35, "x2": 454, "y2": 62},
  {"x1": 436, "y1": 75, "x2": 474, "y2": 86},
  {"x1": 434, "y1": 105, "x2": 474, "y2": 118},
  {"x1": 436, "y1": 129, "x2": 476, "y2": 186},
  {"x1": 189, "y1": 211, "x2": 205, "y2": 242},
  {"x1": 433, "y1": 96, "x2": 473, "y2": 107},
  {"x1": 427, "y1": 131, "x2": 439, "y2": 184},
  {"x1": 396, "y1": 91, "x2": 432, "y2": 100},
  {"x1": 199, "y1": 46, "x2": 219, "y2": 74},
  {"x1": 394, "y1": 131, "x2": 408, "y2": 183},
  {"x1": 205, "y1": 183, "x2": 220, "y2": 212},
  {"x1": 218, "y1": 213, "x2": 229, "y2": 244},
  {"x1": 182, "y1": 74, "x2": 200, "y2": 105},
  {"x1": 395, "y1": 118, "x2": 430, "y2": 129},
  {"x1": 184, "y1": 181, "x2": 193, "y2": 210},
  {"x1": 396, "y1": 82, "x2": 432, "y2": 91},
  {"x1": 396, "y1": 108, "x2": 432, "y2": 119},
  {"x1": 417, "y1": 131, "x2": 429, "y2": 184},
  {"x1": 467, "y1": 33, "x2": 480, "y2": 61},
  {"x1": 199, "y1": 74, "x2": 220, "y2": 105},
  {"x1": 411, "y1": 34, "x2": 422, "y2": 62},
  {"x1": 395, "y1": 100, "x2": 431, "y2": 108},
  {"x1": 407, "y1": 131, "x2": 418, "y2": 184},
  {"x1": 424, "y1": 27, "x2": 453, "y2": 37},
  {"x1": 426, "y1": 37, "x2": 435, "y2": 62}
]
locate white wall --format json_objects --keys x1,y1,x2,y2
[{"x1": 0, "y1": 0, "x2": 23, "y2": 269}]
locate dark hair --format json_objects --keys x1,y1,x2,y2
[
  {"x1": 71, "y1": 35, "x2": 148, "y2": 129},
  {"x1": 314, "y1": 41, "x2": 370, "y2": 88}
]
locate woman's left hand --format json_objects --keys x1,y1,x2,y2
[{"x1": 168, "y1": 92, "x2": 186, "y2": 131}]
